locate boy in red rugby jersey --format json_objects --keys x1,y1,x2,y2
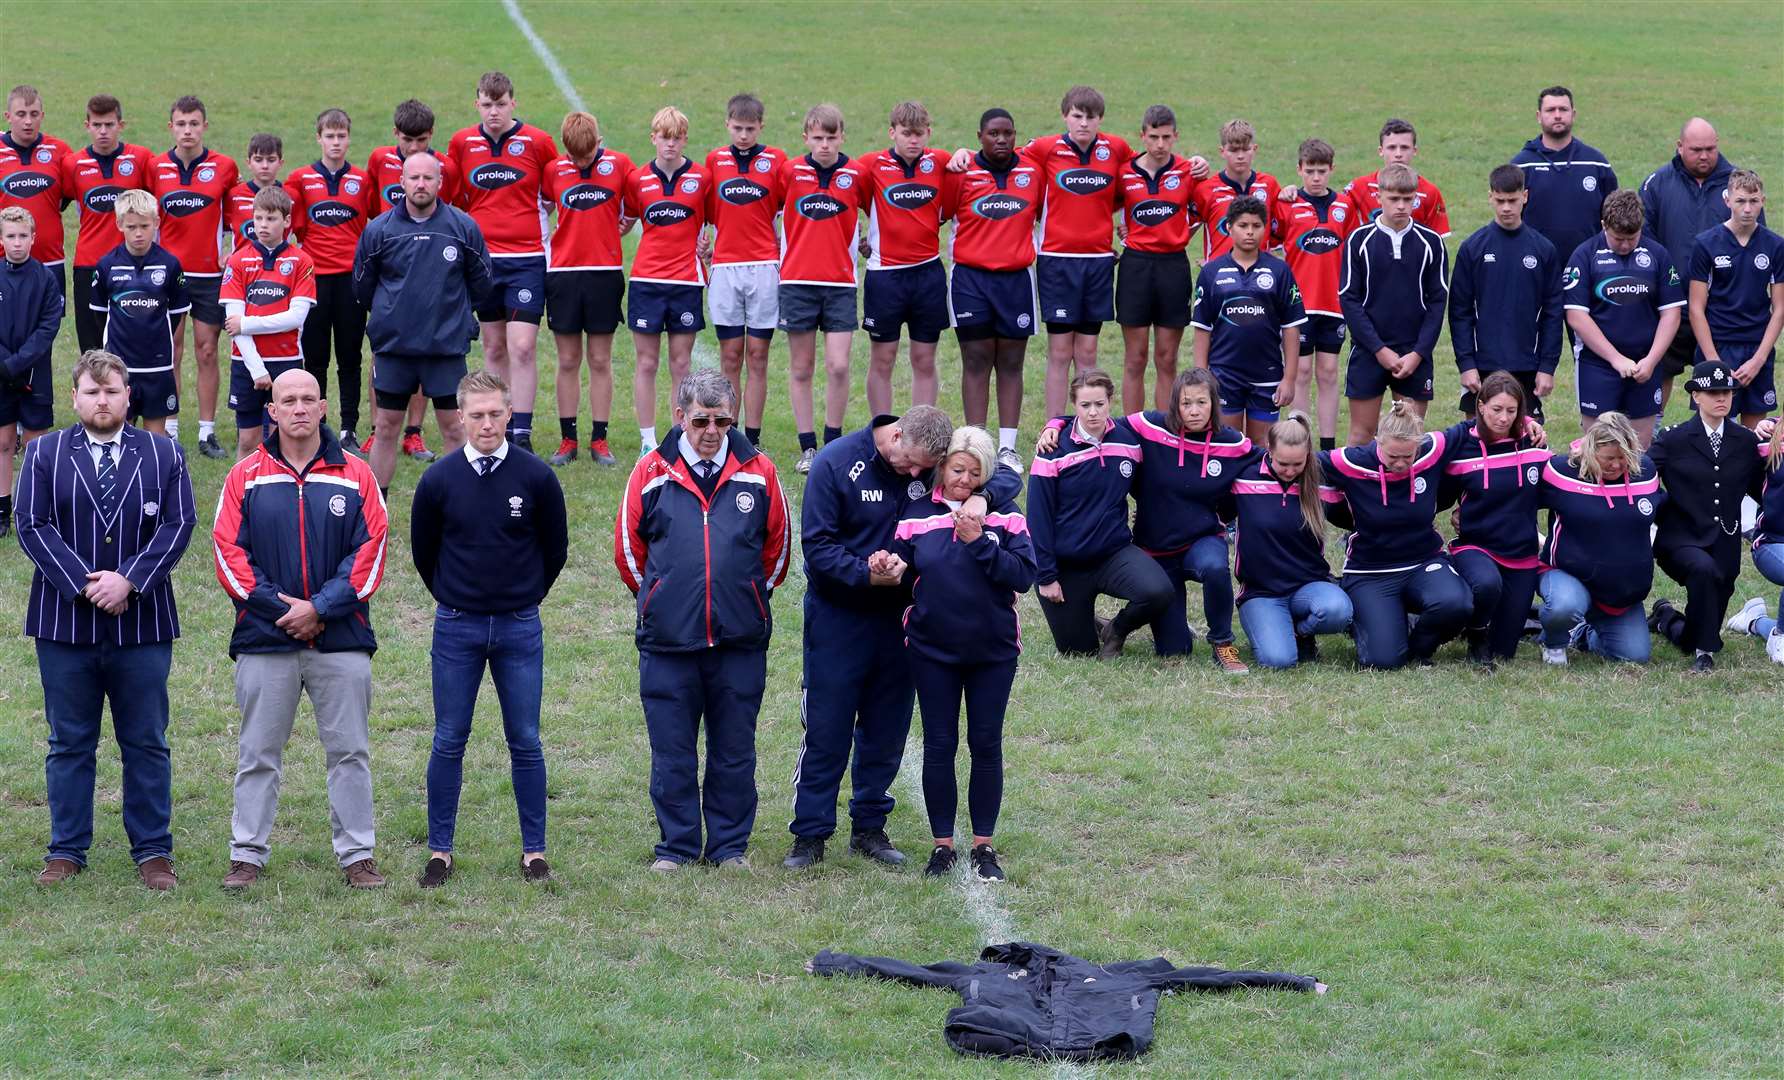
[
  {"x1": 225, "y1": 134, "x2": 282, "y2": 254},
  {"x1": 62, "y1": 94, "x2": 151, "y2": 352},
  {"x1": 221, "y1": 185, "x2": 316, "y2": 458},
  {"x1": 1343, "y1": 118, "x2": 1450, "y2": 237},
  {"x1": 0, "y1": 85, "x2": 70, "y2": 289},
  {"x1": 1189, "y1": 119, "x2": 1282, "y2": 264},
  {"x1": 1114, "y1": 105, "x2": 1199, "y2": 413},
  {"x1": 1271, "y1": 138, "x2": 1356, "y2": 450}
]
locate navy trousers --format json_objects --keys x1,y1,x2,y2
[
  {"x1": 1451, "y1": 550, "x2": 1541, "y2": 660},
  {"x1": 638, "y1": 646, "x2": 766, "y2": 863},
  {"x1": 1342, "y1": 558, "x2": 1472, "y2": 669},
  {"x1": 789, "y1": 592, "x2": 914, "y2": 840}
]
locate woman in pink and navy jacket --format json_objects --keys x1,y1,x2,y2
[
  {"x1": 890, "y1": 426, "x2": 1034, "y2": 883},
  {"x1": 1535, "y1": 412, "x2": 1663, "y2": 664},
  {"x1": 1220, "y1": 414, "x2": 1353, "y2": 668},
  {"x1": 1726, "y1": 422, "x2": 1784, "y2": 661},
  {"x1": 1319, "y1": 401, "x2": 1473, "y2": 669},
  {"x1": 1027, "y1": 369, "x2": 1173, "y2": 659},
  {"x1": 1437, "y1": 371, "x2": 1552, "y2": 668}
]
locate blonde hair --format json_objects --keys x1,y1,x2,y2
[
  {"x1": 650, "y1": 106, "x2": 689, "y2": 139},
  {"x1": 1377, "y1": 162, "x2": 1418, "y2": 195},
  {"x1": 1377, "y1": 398, "x2": 1424, "y2": 445},
  {"x1": 937, "y1": 425, "x2": 996, "y2": 493},
  {"x1": 888, "y1": 101, "x2": 929, "y2": 132},
  {"x1": 0, "y1": 206, "x2": 34, "y2": 232},
  {"x1": 1268, "y1": 413, "x2": 1326, "y2": 543},
  {"x1": 113, "y1": 189, "x2": 158, "y2": 222},
  {"x1": 1572, "y1": 411, "x2": 1642, "y2": 483},
  {"x1": 803, "y1": 103, "x2": 844, "y2": 135},
  {"x1": 1219, "y1": 118, "x2": 1255, "y2": 148},
  {"x1": 1728, "y1": 168, "x2": 1765, "y2": 196}
]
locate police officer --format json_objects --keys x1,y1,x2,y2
[{"x1": 1647, "y1": 361, "x2": 1764, "y2": 672}]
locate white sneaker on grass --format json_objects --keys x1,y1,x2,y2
[
  {"x1": 997, "y1": 446, "x2": 1024, "y2": 475},
  {"x1": 1726, "y1": 596, "x2": 1766, "y2": 636},
  {"x1": 1541, "y1": 646, "x2": 1568, "y2": 666},
  {"x1": 1768, "y1": 629, "x2": 1784, "y2": 665}
]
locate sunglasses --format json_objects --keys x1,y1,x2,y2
[{"x1": 686, "y1": 415, "x2": 735, "y2": 430}]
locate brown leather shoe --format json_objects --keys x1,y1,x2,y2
[
  {"x1": 138, "y1": 856, "x2": 177, "y2": 891},
  {"x1": 36, "y1": 858, "x2": 82, "y2": 885},
  {"x1": 222, "y1": 861, "x2": 261, "y2": 889},
  {"x1": 343, "y1": 858, "x2": 386, "y2": 888}
]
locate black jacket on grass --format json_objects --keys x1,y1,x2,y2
[{"x1": 809, "y1": 941, "x2": 1323, "y2": 1062}]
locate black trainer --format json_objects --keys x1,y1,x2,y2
[
  {"x1": 418, "y1": 856, "x2": 452, "y2": 888},
  {"x1": 1465, "y1": 629, "x2": 1495, "y2": 670},
  {"x1": 1295, "y1": 632, "x2": 1318, "y2": 663},
  {"x1": 197, "y1": 433, "x2": 227, "y2": 459},
  {"x1": 923, "y1": 845, "x2": 957, "y2": 877},
  {"x1": 848, "y1": 829, "x2": 907, "y2": 866},
  {"x1": 512, "y1": 432, "x2": 535, "y2": 455},
  {"x1": 969, "y1": 843, "x2": 1005, "y2": 882},
  {"x1": 782, "y1": 835, "x2": 825, "y2": 869},
  {"x1": 0, "y1": 512, "x2": 11, "y2": 541}
]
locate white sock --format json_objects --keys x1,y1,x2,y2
[
  {"x1": 640, "y1": 426, "x2": 657, "y2": 446},
  {"x1": 1697, "y1": 649, "x2": 1713, "y2": 658},
  {"x1": 998, "y1": 427, "x2": 1018, "y2": 452},
  {"x1": 198, "y1": 420, "x2": 214, "y2": 440},
  {"x1": 164, "y1": 418, "x2": 179, "y2": 438}
]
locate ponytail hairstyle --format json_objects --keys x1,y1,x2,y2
[
  {"x1": 1475, "y1": 370, "x2": 1530, "y2": 441},
  {"x1": 1770, "y1": 412, "x2": 1784, "y2": 474},
  {"x1": 1571, "y1": 411, "x2": 1641, "y2": 483},
  {"x1": 1376, "y1": 398, "x2": 1426, "y2": 446},
  {"x1": 1268, "y1": 411, "x2": 1326, "y2": 542},
  {"x1": 1166, "y1": 367, "x2": 1222, "y2": 436}
]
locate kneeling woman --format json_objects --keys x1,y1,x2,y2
[
  {"x1": 892, "y1": 427, "x2": 1036, "y2": 882},
  {"x1": 1536, "y1": 412, "x2": 1663, "y2": 664},
  {"x1": 1029, "y1": 369, "x2": 1173, "y2": 658},
  {"x1": 1225, "y1": 414, "x2": 1354, "y2": 668},
  {"x1": 1321, "y1": 401, "x2": 1473, "y2": 668}
]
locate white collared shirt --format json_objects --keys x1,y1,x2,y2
[
  {"x1": 678, "y1": 431, "x2": 729, "y2": 474},
  {"x1": 1701, "y1": 418, "x2": 1726, "y2": 442},
  {"x1": 464, "y1": 439, "x2": 511, "y2": 474},
  {"x1": 1376, "y1": 216, "x2": 1413, "y2": 258},
  {"x1": 84, "y1": 427, "x2": 123, "y2": 470}
]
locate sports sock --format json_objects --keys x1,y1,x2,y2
[
  {"x1": 404, "y1": 425, "x2": 422, "y2": 437},
  {"x1": 511, "y1": 411, "x2": 532, "y2": 436},
  {"x1": 1320, "y1": 436, "x2": 1336, "y2": 451},
  {"x1": 164, "y1": 418, "x2": 179, "y2": 438},
  {"x1": 823, "y1": 425, "x2": 842, "y2": 444},
  {"x1": 0, "y1": 493, "x2": 12, "y2": 517},
  {"x1": 198, "y1": 419, "x2": 214, "y2": 440},
  {"x1": 998, "y1": 427, "x2": 1018, "y2": 451},
  {"x1": 745, "y1": 426, "x2": 762, "y2": 446},
  {"x1": 560, "y1": 417, "x2": 577, "y2": 441},
  {"x1": 640, "y1": 425, "x2": 657, "y2": 446},
  {"x1": 590, "y1": 420, "x2": 608, "y2": 441},
  {"x1": 798, "y1": 431, "x2": 818, "y2": 452}
]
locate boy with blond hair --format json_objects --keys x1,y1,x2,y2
[{"x1": 90, "y1": 189, "x2": 191, "y2": 434}]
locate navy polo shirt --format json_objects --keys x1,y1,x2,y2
[
  {"x1": 1190, "y1": 251, "x2": 1306, "y2": 381},
  {"x1": 1689, "y1": 224, "x2": 1784, "y2": 341}
]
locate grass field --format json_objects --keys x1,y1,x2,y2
[{"x1": 4, "y1": 1, "x2": 1784, "y2": 1075}]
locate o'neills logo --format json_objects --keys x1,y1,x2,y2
[
  {"x1": 1296, "y1": 228, "x2": 1342, "y2": 253},
  {"x1": 1055, "y1": 168, "x2": 1112, "y2": 194},
  {"x1": 796, "y1": 193, "x2": 846, "y2": 220},
  {"x1": 1220, "y1": 300, "x2": 1269, "y2": 325},
  {"x1": 83, "y1": 184, "x2": 124, "y2": 214},
  {"x1": 160, "y1": 191, "x2": 212, "y2": 217},
  {"x1": 245, "y1": 281, "x2": 290, "y2": 305},
  {"x1": 2, "y1": 171, "x2": 53, "y2": 198},
  {"x1": 971, "y1": 193, "x2": 1029, "y2": 220},
  {"x1": 883, "y1": 182, "x2": 936, "y2": 208},
  {"x1": 1128, "y1": 199, "x2": 1178, "y2": 225},
  {"x1": 471, "y1": 163, "x2": 524, "y2": 189},
  {"x1": 560, "y1": 184, "x2": 614, "y2": 211},
  {"x1": 718, "y1": 177, "x2": 770, "y2": 205},
  {"x1": 310, "y1": 200, "x2": 358, "y2": 225},
  {"x1": 644, "y1": 200, "x2": 692, "y2": 227}
]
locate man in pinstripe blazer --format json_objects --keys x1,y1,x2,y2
[{"x1": 16, "y1": 350, "x2": 196, "y2": 889}]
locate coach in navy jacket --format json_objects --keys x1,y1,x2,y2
[
  {"x1": 351, "y1": 161, "x2": 493, "y2": 361},
  {"x1": 17, "y1": 350, "x2": 195, "y2": 887},
  {"x1": 1512, "y1": 86, "x2": 1618, "y2": 264},
  {"x1": 615, "y1": 370, "x2": 791, "y2": 870}
]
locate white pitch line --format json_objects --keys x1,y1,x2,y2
[{"x1": 501, "y1": 0, "x2": 586, "y2": 112}]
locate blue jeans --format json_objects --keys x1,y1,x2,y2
[
  {"x1": 36, "y1": 638, "x2": 174, "y2": 866},
  {"x1": 427, "y1": 606, "x2": 547, "y2": 853},
  {"x1": 1238, "y1": 582, "x2": 1353, "y2": 668},
  {"x1": 1751, "y1": 543, "x2": 1784, "y2": 637},
  {"x1": 1150, "y1": 534, "x2": 1235, "y2": 653},
  {"x1": 1537, "y1": 569, "x2": 1651, "y2": 662}
]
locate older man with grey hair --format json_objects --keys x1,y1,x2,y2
[{"x1": 615, "y1": 369, "x2": 792, "y2": 871}]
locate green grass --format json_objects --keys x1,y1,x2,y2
[{"x1": 4, "y1": 1, "x2": 1784, "y2": 1075}]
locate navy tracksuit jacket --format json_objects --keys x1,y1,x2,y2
[
  {"x1": 1027, "y1": 417, "x2": 1143, "y2": 586},
  {"x1": 1448, "y1": 223, "x2": 1564, "y2": 376},
  {"x1": 1221, "y1": 453, "x2": 1347, "y2": 603},
  {"x1": 1512, "y1": 136, "x2": 1618, "y2": 263},
  {"x1": 890, "y1": 491, "x2": 1036, "y2": 664},
  {"x1": 1538, "y1": 453, "x2": 1664, "y2": 612}
]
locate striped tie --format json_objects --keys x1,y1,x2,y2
[{"x1": 96, "y1": 443, "x2": 119, "y2": 519}]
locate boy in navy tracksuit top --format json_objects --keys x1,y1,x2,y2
[
  {"x1": 1686, "y1": 170, "x2": 1784, "y2": 424},
  {"x1": 1337, "y1": 164, "x2": 1448, "y2": 445},
  {"x1": 1449, "y1": 166, "x2": 1563, "y2": 419},
  {"x1": 786, "y1": 409, "x2": 1020, "y2": 870},
  {"x1": 1320, "y1": 410, "x2": 1472, "y2": 668},
  {"x1": 891, "y1": 456, "x2": 1034, "y2": 878},
  {"x1": 1536, "y1": 442, "x2": 1663, "y2": 663},
  {"x1": 91, "y1": 194, "x2": 191, "y2": 431},
  {"x1": 0, "y1": 206, "x2": 64, "y2": 538},
  {"x1": 615, "y1": 389, "x2": 791, "y2": 868}
]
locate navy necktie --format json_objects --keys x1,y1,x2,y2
[
  {"x1": 696, "y1": 460, "x2": 717, "y2": 480},
  {"x1": 96, "y1": 443, "x2": 119, "y2": 518},
  {"x1": 477, "y1": 455, "x2": 498, "y2": 476}
]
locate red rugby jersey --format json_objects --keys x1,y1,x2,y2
[
  {"x1": 220, "y1": 240, "x2": 317, "y2": 361},
  {"x1": 704, "y1": 143, "x2": 789, "y2": 266},
  {"x1": 542, "y1": 147, "x2": 634, "y2": 271},
  {"x1": 365, "y1": 145, "x2": 462, "y2": 214},
  {"x1": 621, "y1": 158, "x2": 710, "y2": 285},
  {"x1": 1023, "y1": 132, "x2": 1132, "y2": 256},
  {"x1": 150, "y1": 148, "x2": 239, "y2": 276},
  {"x1": 944, "y1": 151, "x2": 1042, "y2": 272},
  {"x1": 0, "y1": 133, "x2": 71, "y2": 264},
  {"x1": 1116, "y1": 155, "x2": 1199, "y2": 254},
  {"x1": 448, "y1": 121, "x2": 559, "y2": 257},
  {"x1": 858, "y1": 146, "x2": 952, "y2": 270},
  {"x1": 1190, "y1": 170, "x2": 1283, "y2": 262},
  {"x1": 774, "y1": 154, "x2": 866, "y2": 286},
  {"x1": 283, "y1": 161, "x2": 376, "y2": 275},
  {"x1": 61, "y1": 142, "x2": 152, "y2": 266},
  {"x1": 1270, "y1": 190, "x2": 1356, "y2": 317},
  {"x1": 1343, "y1": 170, "x2": 1450, "y2": 236},
  {"x1": 225, "y1": 179, "x2": 270, "y2": 252}
]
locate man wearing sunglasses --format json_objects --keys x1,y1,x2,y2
[{"x1": 615, "y1": 369, "x2": 792, "y2": 871}]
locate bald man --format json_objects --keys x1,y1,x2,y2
[
  {"x1": 1640, "y1": 118, "x2": 1768, "y2": 406},
  {"x1": 212, "y1": 367, "x2": 391, "y2": 889},
  {"x1": 352, "y1": 150, "x2": 494, "y2": 493}
]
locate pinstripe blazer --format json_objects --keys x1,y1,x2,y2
[{"x1": 15, "y1": 423, "x2": 197, "y2": 645}]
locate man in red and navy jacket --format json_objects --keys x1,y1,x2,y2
[
  {"x1": 614, "y1": 369, "x2": 791, "y2": 871},
  {"x1": 211, "y1": 368, "x2": 391, "y2": 890}
]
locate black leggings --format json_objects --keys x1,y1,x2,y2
[
  {"x1": 1451, "y1": 550, "x2": 1540, "y2": 659},
  {"x1": 302, "y1": 272, "x2": 368, "y2": 432},
  {"x1": 1038, "y1": 545, "x2": 1174, "y2": 654},
  {"x1": 911, "y1": 654, "x2": 1017, "y2": 840}
]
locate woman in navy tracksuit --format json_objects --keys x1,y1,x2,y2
[
  {"x1": 1535, "y1": 412, "x2": 1663, "y2": 663},
  {"x1": 1320, "y1": 401, "x2": 1473, "y2": 668},
  {"x1": 892, "y1": 426, "x2": 1035, "y2": 883},
  {"x1": 1437, "y1": 371, "x2": 1550, "y2": 667},
  {"x1": 1222, "y1": 414, "x2": 1353, "y2": 668},
  {"x1": 1028, "y1": 369, "x2": 1172, "y2": 659}
]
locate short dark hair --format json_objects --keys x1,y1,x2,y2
[
  {"x1": 1537, "y1": 85, "x2": 1573, "y2": 108},
  {"x1": 979, "y1": 108, "x2": 1013, "y2": 131},
  {"x1": 1140, "y1": 105, "x2": 1176, "y2": 131},
  {"x1": 85, "y1": 94, "x2": 122, "y2": 120},
  {"x1": 316, "y1": 107, "x2": 351, "y2": 134},
  {"x1": 1379, "y1": 117, "x2": 1416, "y2": 144},
  {"x1": 247, "y1": 133, "x2": 282, "y2": 159},
  {"x1": 1225, "y1": 195, "x2": 1267, "y2": 225},
  {"x1": 170, "y1": 95, "x2": 206, "y2": 120},
  {"x1": 1601, "y1": 189, "x2": 1643, "y2": 234},
  {"x1": 477, "y1": 71, "x2": 513, "y2": 101},
  {"x1": 1298, "y1": 138, "x2": 1334, "y2": 167},
  {"x1": 393, "y1": 99, "x2": 435, "y2": 138},
  {"x1": 1489, "y1": 164, "x2": 1525, "y2": 194},
  {"x1": 1060, "y1": 85, "x2": 1105, "y2": 119},
  {"x1": 726, "y1": 93, "x2": 765, "y2": 124}
]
